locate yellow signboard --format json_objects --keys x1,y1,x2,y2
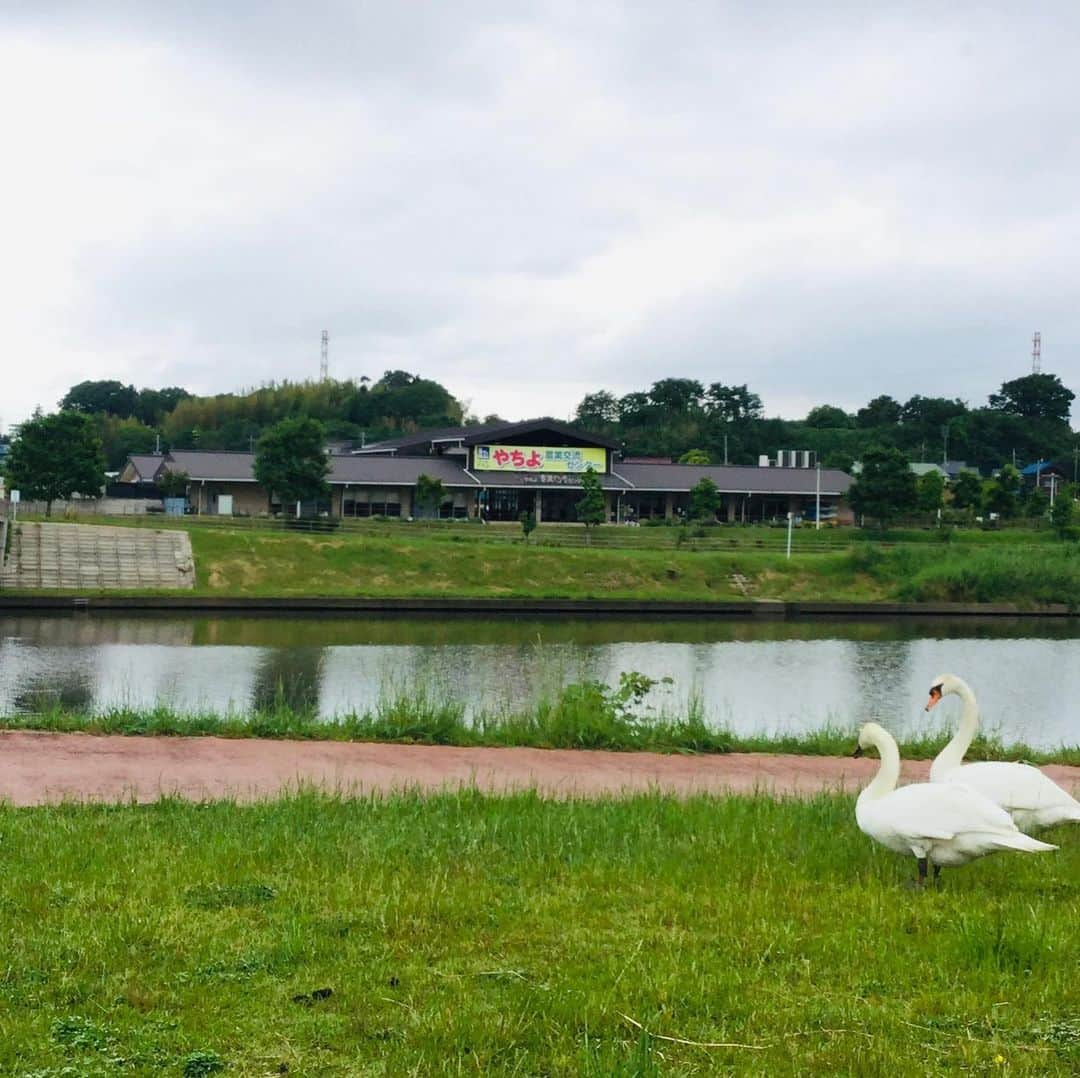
[{"x1": 473, "y1": 444, "x2": 606, "y2": 474}]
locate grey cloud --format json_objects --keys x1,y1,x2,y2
[{"x1": 3, "y1": 2, "x2": 1079, "y2": 428}]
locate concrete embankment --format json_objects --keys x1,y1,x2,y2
[{"x1": 0, "y1": 522, "x2": 194, "y2": 590}]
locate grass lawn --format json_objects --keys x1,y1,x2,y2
[
  {"x1": 184, "y1": 527, "x2": 1080, "y2": 606},
  {"x1": 7, "y1": 516, "x2": 1080, "y2": 605},
  {"x1": 1, "y1": 792, "x2": 1077, "y2": 1076}
]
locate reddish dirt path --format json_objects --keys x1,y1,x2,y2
[{"x1": 1, "y1": 731, "x2": 1078, "y2": 807}]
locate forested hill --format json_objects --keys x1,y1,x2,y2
[
  {"x1": 34, "y1": 368, "x2": 1079, "y2": 475},
  {"x1": 55, "y1": 373, "x2": 463, "y2": 469},
  {"x1": 571, "y1": 374, "x2": 1078, "y2": 473}
]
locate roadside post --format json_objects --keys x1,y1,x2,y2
[
  {"x1": 786, "y1": 510, "x2": 793, "y2": 559},
  {"x1": 815, "y1": 461, "x2": 821, "y2": 531},
  {"x1": 11, "y1": 489, "x2": 19, "y2": 522}
]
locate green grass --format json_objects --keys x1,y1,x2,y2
[
  {"x1": 8, "y1": 517, "x2": 1080, "y2": 606},
  {"x1": 5, "y1": 695, "x2": 1079, "y2": 766},
  {"x1": 0, "y1": 791, "x2": 1077, "y2": 1075},
  {"x1": 126, "y1": 528, "x2": 1080, "y2": 608}
]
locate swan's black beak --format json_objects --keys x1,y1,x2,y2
[
  {"x1": 852, "y1": 744, "x2": 864, "y2": 759},
  {"x1": 925, "y1": 686, "x2": 943, "y2": 713}
]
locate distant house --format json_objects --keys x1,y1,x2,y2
[
  {"x1": 909, "y1": 463, "x2": 948, "y2": 479},
  {"x1": 118, "y1": 454, "x2": 167, "y2": 485},
  {"x1": 942, "y1": 460, "x2": 974, "y2": 480},
  {"x1": 1020, "y1": 460, "x2": 1069, "y2": 491},
  {"x1": 118, "y1": 418, "x2": 853, "y2": 523}
]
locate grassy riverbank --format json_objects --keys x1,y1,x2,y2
[
  {"x1": 6, "y1": 694, "x2": 1079, "y2": 766},
  {"x1": 6, "y1": 517, "x2": 1080, "y2": 605},
  {"x1": 1, "y1": 792, "x2": 1077, "y2": 1075},
  {"x1": 188, "y1": 528, "x2": 1080, "y2": 606}
]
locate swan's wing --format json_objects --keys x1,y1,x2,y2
[
  {"x1": 947, "y1": 762, "x2": 1080, "y2": 812},
  {"x1": 884, "y1": 782, "x2": 1016, "y2": 842}
]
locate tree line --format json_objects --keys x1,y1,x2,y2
[
  {"x1": 847, "y1": 446, "x2": 1077, "y2": 533},
  {"x1": 43, "y1": 372, "x2": 462, "y2": 470},
  {"x1": 572, "y1": 373, "x2": 1077, "y2": 474}
]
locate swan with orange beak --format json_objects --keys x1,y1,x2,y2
[{"x1": 925, "y1": 673, "x2": 1080, "y2": 833}]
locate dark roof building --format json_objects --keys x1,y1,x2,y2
[{"x1": 121, "y1": 418, "x2": 852, "y2": 524}]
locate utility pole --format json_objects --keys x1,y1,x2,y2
[
  {"x1": 1032, "y1": 331, "x2": 1041, "y2": 374},
  {"x1": 320, "y1": 330, "x2": 329, "y2": 382},
  {"x1": 815, "y1": 460, "x2": 821, "y2": 531},
  {"x1": 723, "y1": 434, "x2": 728, "y2": 465},
  {"x1": 942, "y1": 424, "x2": 950, "y2": 466}
]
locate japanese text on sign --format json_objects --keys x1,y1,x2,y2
[{"x1": 473, "y1": 445, "x2": 606, "y2": 474}]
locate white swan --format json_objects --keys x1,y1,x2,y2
[
  {"x1": 925, "y1": 673, "x2": 1080, "y2": 832},
  {"x1": 854, "y1": 722, "x2": 1056, "y2": 885}
]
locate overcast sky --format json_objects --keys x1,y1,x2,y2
[{"x1": 3, "y1": 2, "x2": 1079, "y2": 432}]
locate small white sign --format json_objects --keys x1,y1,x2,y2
[{"x1": 10, "y1": 490, "x2": 19, "y2": 503}]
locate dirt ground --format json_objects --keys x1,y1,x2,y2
[{"x1": 2, "y1": 731, "x2": 1079, "y2": 807}]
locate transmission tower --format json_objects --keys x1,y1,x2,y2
[
  {"x1": 320, "y1": 330, "x2": 329, "y2": 381},
  {"x1": 1032, "y1": 331, "x2": 1041, "y2": 374}
]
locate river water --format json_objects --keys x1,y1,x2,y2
[{"x1": 1, "y1": 614, "x2": 1078, "y2": 748}]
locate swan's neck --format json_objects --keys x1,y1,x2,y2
[
  {"x1": 931, "y1": 681, "x2": 979, "y2": 779},
  {"x1": 859, "y1": 734, "x2": 901, "y2": 802}
]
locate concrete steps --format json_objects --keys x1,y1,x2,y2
[{"x1": 0, "y1": 522, "x2": 195, "y2": 590}]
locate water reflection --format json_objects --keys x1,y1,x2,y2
[
  {"x1": 1, "y1": 614, "x2": 1078, "y2": 747},
  {"x1": 251, "y1": 646, "x2": 328, "y2": 712}
]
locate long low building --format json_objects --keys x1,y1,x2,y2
[{"x1": 121, "y1": 418, "x2": 852, "y2": 523}]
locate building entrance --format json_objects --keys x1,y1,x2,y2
[{"x1": 481, "y1": 489, "x2": 535, "y2": 522}]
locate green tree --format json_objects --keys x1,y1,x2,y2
[
  {"x1": 847, "y1": 446, "x2": 918, "y2": 527},
  {"x1": 1022, "y1": 486, "x2": 1049, "y2": 519},
  {"x1": 648, "y1": 378, "x2": 704, "y2": 413},
  {"x1": 617, "y1": 392, "x2": 654, "y2": 424},
  {"x1": 4, "y1": 411, "x2": 106, "y2": 515},
  {"x1": 253, "y1": 417, "x2": 330, "y2": 515},
  {"x1": 519, "y1": 510, "x2": 537, "y2": 544},
  {"x1": 856, "y1": 395, "x2": 902, "y2": 428},
  {"x1": 805, "y1": 404, "x2": 853, "y2": 429},
  {"x1": 414, "y1": 473, "x2": 445, "y2": 519},
  {"x1": 983, "y1": 464, "x2": 1022, "y2": 519},
  {"x1": 916, "y1": 470, "x2": 945, "y2": 514},
  {"x1": 1050, "y1": 487, "x2": 1076, "y2": 534},
  {"x1": 949, "y1": 470, "x2": 982, "y2": 510},
  {"x1": 157, "y1": 469, "x2": 189, "y2": 499},
  {"x1": 688, "y1": 476, "x2": 720, "y2": 521},
  {"x1": 989, "y1": 373, "x2": 1075, "y2": 423},
  {"x1": 575, "y1": 465, "x2": 606, "y2": 543},
  {"x1": 705, "y1": 383, "x2": 763, "y2": 422},
  {"x1": 59, "y1": 380, "x2": 139, "y2": 417},
  {"x1": 678, "y1": 448, "x2": 710, "y2": 464},
  {"x1": 97, "y1": 415, "x2": 158, "y2": 470},
  {"x1": 574, "y1": 391, "x2": 620, "y2": 428},
  {"x1": 134, "y1": 386, "x2": 191, "y2": 426}
]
